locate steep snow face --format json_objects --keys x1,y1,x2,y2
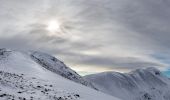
[
  {"x1": 84, "y1": 67, "x2": 170, "y2": 100},
  {"x1": 30, "y1": 51, "x2": 96, "y2": 89},
  {"x1": 0, "y1": 48, "x2": 121, "y2": 100},
  {"x1": 0, "y1": 48, "x2": 94, "y2": 88}
]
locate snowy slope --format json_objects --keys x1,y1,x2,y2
[
  {"x1": 85, "y1": 67, "x2": 170, "y2": 100},
  {"x1": 0, "y1": 48, "x2": 120, "y2": 100},
  {"x1": 30, "y1": 51, "x2": 96, "y2": 89}
]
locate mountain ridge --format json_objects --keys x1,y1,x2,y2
[
  {"x1": 0, "y1": 48, "x2": 119, "y2": 100},
  {"x1": 84, "y1": 67, "x2": 170, "y2": 100},
  {"x1": 30, "y1": 51, "x2": 96, "y2": 89},
  {"x1": 0, "y1": 48, "x2": 95, "y2": 88}
]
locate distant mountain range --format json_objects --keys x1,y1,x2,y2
[{"x1": 85, "y1": 67, "x2": 170, "y2": 100}]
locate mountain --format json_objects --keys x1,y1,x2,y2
[
  {"x1": 30, "y1": 51, "x2": 96, "y2": 89},
  {"x1": 84, "y1": 67, "x2": 170, "y2": 100},
  {"x1": 0, "y1": 48, "x2": 120, "y2": 100}
]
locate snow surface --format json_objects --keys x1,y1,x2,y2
[
  {"x1": 30, "y1": 51, "x2": 96, "y2": 89},
  {"x1": 0, "y1": 48, "x2": 120, "y2": 100},
  {"x1": 85, "y1": 67, "x2": 170, "y2": 100}
]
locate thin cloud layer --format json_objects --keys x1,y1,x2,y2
[{"x1": 0, "y1": 0, "x2": 170, "y2": 74}]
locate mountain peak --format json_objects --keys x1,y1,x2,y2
[
  {"x1": 85, "y1": 67, "x2": 170, "y2": 100},
  {"x1": 131, "y1": 67, "x2": 162, "y2": 76},
  {"x1": 145, "y1": 67, "x2": 161, "y2": 75},
  {"x1": 30, "y1": 51, "x2": 96, "y2": 89},
  {"x1": 0, "y1": 49, "x2": 95, "y2": 89},
  {"x1": 0, "y1": 49, "x2": 118, "y2": 100}
]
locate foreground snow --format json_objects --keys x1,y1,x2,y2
[
  {"x1": 0, "y1": 71, "x2": 81, "y2": 100},
  {"x1": 85, "y1": 67, "x2": 170, "y2": 100},
  {"x1": 0, "y1": 49, "x2": 120, "y2": 100}
]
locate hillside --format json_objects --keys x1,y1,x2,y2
[
  {"x1": 0, "y1": 48, "x2": 120, "y2": 100},
  {"x1": 85, "y1": 67, "x2": 170, "y2": 100}
]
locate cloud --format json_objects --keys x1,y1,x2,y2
[{"x1": 0, "y1": 0, "x2": 170, "y2": 74}]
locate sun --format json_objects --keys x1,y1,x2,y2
[{"x1": 46, "y1": 19, "x2": 61, "y2": 34}]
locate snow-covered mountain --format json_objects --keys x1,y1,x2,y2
[
  {"x1": 3, "y1": 48, "x2": 170, "y2": 100},
  {"x1": 85, "y1": 67, "x2": 170, "y2": 100},
  {"x1": 30, "y1": 51, "x2": 96, "y2": 89},
  {"x1": 0, "y1": 48, "x2": 120, "y2": 100}
]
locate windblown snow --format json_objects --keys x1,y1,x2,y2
[
  {"x1": 0, "y1": 48, "x2": 120, "y2": 100},
  {"x1": 85, "y1": 67, "x2": 170, "y2": 100}
]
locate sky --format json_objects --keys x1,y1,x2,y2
[{"x1": 0, "y1": 0, "x2": 170, "y2": 75}]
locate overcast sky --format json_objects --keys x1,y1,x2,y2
[{"x1": 0, "y1": 0, "x2": 170, "y2": 75}]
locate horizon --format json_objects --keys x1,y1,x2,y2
[{"x1": 1, "y1": 0, "x2": 170, "y2": 76}]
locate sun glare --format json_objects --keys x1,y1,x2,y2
[{"x1": 46, "y1": 19, "x2": 61, "y2": 34}]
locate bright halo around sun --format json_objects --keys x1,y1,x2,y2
[{"x1": 46, "y1": 19, "x2": 61, "y2": 35}]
